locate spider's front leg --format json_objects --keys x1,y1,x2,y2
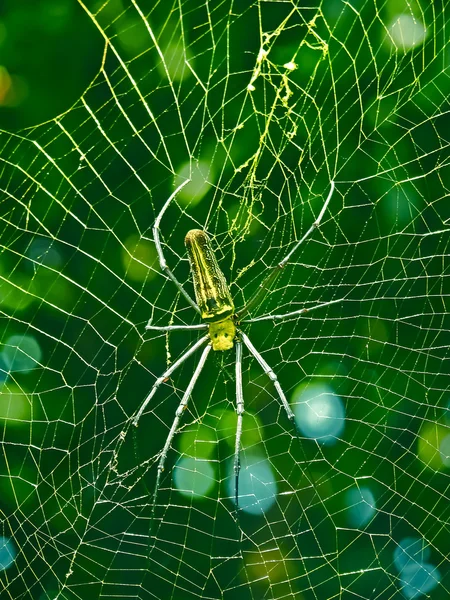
[
  {"x1": 238, "y1": 180, "x2": 336, "y2": 323},
  {"x1": 151, "y1": 178, "x2": 200, "y2": 315}
]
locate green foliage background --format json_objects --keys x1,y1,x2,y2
[{"x1": 0, "y1": 1, "x2": 449, "y2": 599}]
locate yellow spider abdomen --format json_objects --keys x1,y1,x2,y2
[
  {"x1": 185, "y1": 229, "x2": 234, "y2": 323},
  {"x1": 185, "y1": 229, "x2": 236, "y2": 351}
]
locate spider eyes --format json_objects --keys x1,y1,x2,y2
[{"x1": 214, "y1": 333, "x2": 229, "y2": 338}]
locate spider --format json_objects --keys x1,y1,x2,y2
[{"x1": 135, "y1": 179, "x2": 336, "y2": 512}]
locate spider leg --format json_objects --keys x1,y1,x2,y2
[
  {"x1": 234, "y1": 340, "x2": 244, "y2": 508},
  {"x1": 242, "y1": 297, "x2": 343, "y2": 324},
  {"x1": 153, "y1": 178, "x2": 201, "y2": 314},
  {"x1": 240, "y1": 331, "x2": 296, "y2": 429},
  {"x1": 151, "y1": 342, "x2": 212, "y2": 518},
  {"x1": 278, "y1": 180, "x2": 335, "y2": 268},
  {"x1": 133, "y1": 334, "x2": 209, "y2": 427},
  {"x1": 146, "y1": 324, "x2": 208, "y2": 332},
  {"x1": 240, "y1": 333, "x2": 333, "y2": 572},
  {"x1": 237, "y1": 180, "x2": 335, "y2": 319}
]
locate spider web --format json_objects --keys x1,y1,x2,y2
[{"x1": 1, "y1": 1, "x2": 449, "y2": 599}]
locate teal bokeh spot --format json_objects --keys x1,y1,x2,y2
[
  {"x1": 345, "y1": 486, "x2": 376, "y2": 528},
  {"x1": 292, "y1": 383, "x2": 345, "y2": 445},
  {"x1": 0, "y1": 537, "x2": 16, "y2": 571},
  {"x1": 400, "y1": 563, "x2": 440, "y2": 599},
  {"x1": 227, "y1": 453, "x2": 277, "y2": 516},
  {"x1": 393, "y1": 537, "x2": 440, "y2": 599},
  {"x1": 394, "y1": 537, "x2": 430, "y2": 571},
  {"x1": 2, "y1": 334, "x2": 42, "y2": 373},
  {"x1": 27, "y1": 239, "x2": 62, "y2": 269},
  {"x1": 0, "y1": 354, "x2": 8, "y2": 384}
]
